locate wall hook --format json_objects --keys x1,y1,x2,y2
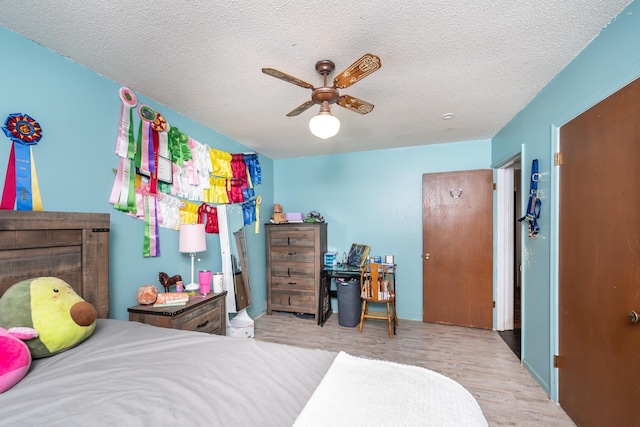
[{"x1": 450, "y1": 187, "x2": 463, "y2": 199}]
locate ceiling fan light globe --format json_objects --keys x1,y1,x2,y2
[{"x1": 309, "y1": 112, "x2": 340, "y2": 139}]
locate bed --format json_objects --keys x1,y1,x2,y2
[{"x1": 0, "y1": 211, "x2": 488, "y2": 426}]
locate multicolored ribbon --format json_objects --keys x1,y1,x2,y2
[
  {"x1": 149, "y1": 112, "x2": 167, "y2": 194},
  {"x1": 1, "y1": 113, "x2": 43, "y2": 210},
  {"x1": 254, "y1": 195, "x2": 262, "y2": 234},
  {"x1": 168, "y1": 126, "x2": 191, "y2": 167},
  {"x1": 115, "y1": 87, "x2": 137, "y2": 159},
  {"x1": 136, "y1": 105, "x2": 156, "y2": 175},
  {"x1": 143, "y1": 193, "x2": 160, "y2": 257}
]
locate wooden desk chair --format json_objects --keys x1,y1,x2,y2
[{"x1": 358, "y1": 262, "x2": 397, "y2": 338}]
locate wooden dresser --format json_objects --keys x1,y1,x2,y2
[
  {"x1": 0, "y1": 211, "x2": 110, "y2": 318},
  {"x1": 128, "y1": 291, "x2": 227, "y2": 335},
  {"x1": 266, "y1": 223, "x2": 330, "y2": 325}
]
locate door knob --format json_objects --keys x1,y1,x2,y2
[
  {"x1": 628, "y1": 310, "x2": 639, "y2": 323},
  {"x1": 424, "y1": 253, "x2": 430, "y2": 260}
]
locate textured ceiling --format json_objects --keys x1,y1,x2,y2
[{"x1": 0, "y1": 1, "x2": 631, "y2": 159}]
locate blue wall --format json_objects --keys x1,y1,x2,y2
[
  {"x1": 0, "y1": 26, "x2": 274, "y2": 322},
  {"x1": 2, "y1": 0, "x2": 639, "y2": 403},
  {"x1": 274, "y1": 140, "x2": 491, "y2": 320},
  {"x1": 492, "y1": 0, "x2": 640, "y2": 400}
]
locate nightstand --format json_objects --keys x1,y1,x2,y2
[{"x1": 128, "y1": 291, "x2": 227, "y2": 335}]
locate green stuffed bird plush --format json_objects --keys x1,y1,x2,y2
[{"x1": 0, "y1": 277, "x2": 97, "y2": 359}]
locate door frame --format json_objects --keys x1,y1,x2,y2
[
  {"x1": 548, "y1": 70, "x2": 640, "y2": 403},
  {"x1": 494, "y1": 151, "x2": 522, "y2": 332}
]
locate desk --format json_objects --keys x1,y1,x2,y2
[
  {"x1": 325, "y1": 264, "x2": 397, "y2": 333},
  {"x1": 326, "y1": 264, "x2": 396, "y2": 291}
]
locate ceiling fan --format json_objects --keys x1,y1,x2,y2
[{"x1": 262, "y1": 53, "x2": 381, "y2": 138}]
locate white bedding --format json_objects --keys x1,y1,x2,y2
[{"x1": 294, "y1": 351, "x2": 488, "y2": 427}]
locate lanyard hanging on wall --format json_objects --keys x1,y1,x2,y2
[{"x1": 518, "y1": 159, "x2": 541, "y2": 238}]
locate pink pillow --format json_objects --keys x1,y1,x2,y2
[{"x1": 0, "y1": 327, "x2": 38, "y2": 393}]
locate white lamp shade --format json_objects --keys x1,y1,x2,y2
[
  {"x1": 309, "y1": 112, "x2": 340, "y2": 139},
  {"x1": 179, "y1": 223, "x2": 207, "y2": 253}
]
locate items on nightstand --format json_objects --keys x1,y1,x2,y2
[
  {"x1": 158, "y1": 271, "x2": 183, "y2": 293},
  {"x1": 179, "y1": 223, "x2": 207, "y2": 292},
  {"x1": 212, "y1": 272, "x2": 224, "y2": 293},
  {"x1": 136, "y1": 284, "x2": 159, "y2": 305},
  {"x1": 199, "y1": 270, "x2": 212, "y2": 295},
  {"x1": 153, "y1": 292, "x2": 189, "y2": 307}
]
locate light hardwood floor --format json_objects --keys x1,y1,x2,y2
[{"x1": 253, "y1": 312, "x2": 576, "y2": 426}]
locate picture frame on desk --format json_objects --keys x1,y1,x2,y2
[{"x1": 347, "y1": 243, "x2": 370, "y2": 267}]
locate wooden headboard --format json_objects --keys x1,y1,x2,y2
[{"x1": 0, "y1": 211, "x2": 110, "y2": 318}]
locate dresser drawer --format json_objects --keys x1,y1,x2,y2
[
  {"x1": 270, "y1": 275, "x2": 315, "y2": 292},
  {"x1": 269, "y1": 229, "x2": 317, "y2": 247},
  {"x1": 270, "y1": 246, "x2": 316, "y2": 262},
  {"x1": 270, "y1": 290, "x2": 316, "y2": 312},
  {"x1": 270, "y1": 261, "x2": 316, "y2": 278},
  {"x1": 180, "y1": 300, "x2": 223, "y2": 333}
]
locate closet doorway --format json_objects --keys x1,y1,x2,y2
[{"x1": 496, "y1": 158, "x2": 522, "y2": 359}]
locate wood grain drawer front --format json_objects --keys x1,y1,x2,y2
[
  {"x1": 270, "y1": 262, "x2": 315, "y2": 278},
  {"x1": 270, "y1": 291, "x2": 316, "y2": 311},
  {"x1": 270, "y1": 275, "x2": 315, "y2": 292},
  {"x1": 270, "y1": 246, "x2": 316, "y2": 262},
  {"x1": 180, "y1": 300, "x2": 223, "y2": 333},
  {"x1": 269, "y1": 229, "x2": 316, "y2": 247}
]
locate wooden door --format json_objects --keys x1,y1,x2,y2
[
  {"x1": 422, "y1": 169, "x2": 493, "y2": 329},
  {"x1": 559, "y1": 77, "x2": 640, "y2": 426}
]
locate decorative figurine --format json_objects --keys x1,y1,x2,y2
[{"x1": 158, "y1": 272, "x2": 183, "y2": 293}]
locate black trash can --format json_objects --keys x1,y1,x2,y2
[{"x1": 337, "y1": 278, "x2": 362, "y2": 327}]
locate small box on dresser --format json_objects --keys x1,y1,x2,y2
[
  {"x1": 128, "y1": 291, "x2": 227, "y2": 335},
  {"x1": 266, "y1": 222, "x2": 331, "y2": 325}
]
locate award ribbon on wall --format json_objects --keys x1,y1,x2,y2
[
  {"x1": 1, "y1": 113, "x2": 43, "y2": 210},
  {"x1": 136, "y1": 105, "x2": 156, "y2": 175},
  {"x1": 254, "y1": 195, "x2": 262, "y2": 234},
  {"x1": 149, "y1": 112, "x2": 167, "y2": 194},
  {"x1": 115, "y1": 87, "x2": 137, "y2": 159}
]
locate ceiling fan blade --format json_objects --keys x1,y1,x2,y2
[
  {"x1": 337, "y1": 95, "x2": 374, "y2": 114},
  {"x1": 286, "y1": 100, "x2": 317, "y2": 117},
  {"x1": 333, "y1": 54, "x2": 381, "y2": 89},
  {"x1": 262, "y1": 68, "x2": 314, "y2": 90}
]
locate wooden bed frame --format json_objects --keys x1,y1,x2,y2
[{"x1": 0, "y1": 210, "x2": 110, "y2": 318}]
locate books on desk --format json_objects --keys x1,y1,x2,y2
[{"x1": 153, "y1": 292, "x2": 189, "y2": 307}]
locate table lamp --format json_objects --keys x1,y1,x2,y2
[{"x1": 179, "y1": 223, "x2": 207, "y2": 292}]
